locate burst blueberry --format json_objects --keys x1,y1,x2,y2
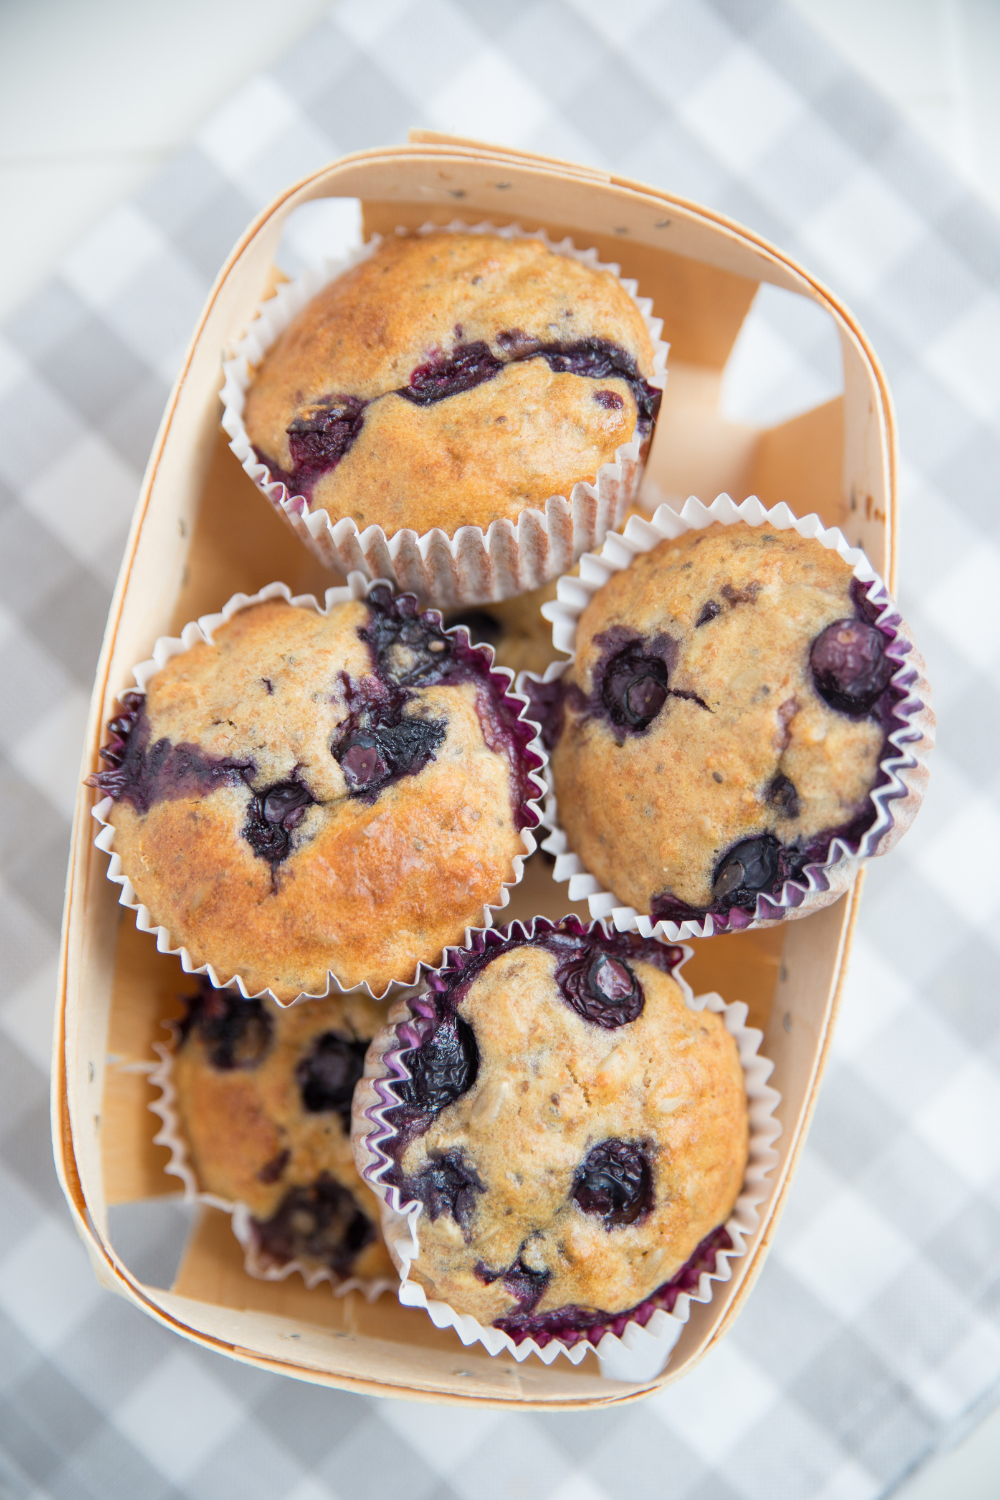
[
  {"x1": 296, "y1": 1032, "x2": 367, "y2": 1127},
  {"x1": 406, "y1": 1151, "x2": 485, "y2": 1235},
  {"x1": 602, "y1": 646, "x2": 669, "y2": 731},
  {"x1": 253, "y1": 1175, "x2": 374, "y2": 1276},
  {"x1": 395, "y1": 1014, "x2": 480, "y2": 1115},
  {"x1": 243, "y1": 780, "x2": 314, "y2": 865},
  {"x1": 189, "y1": 985, "x2": 273, "y2": 1072},
  {"x1": 573, "y1": 1140, "x2": 653, "y2": 1228},
  {"x1": 712, "y1": 835, "x2": 782, "y2": 905},
  {"x1": 557, "y1": 947, "x2": 644, "y2": 1028}
]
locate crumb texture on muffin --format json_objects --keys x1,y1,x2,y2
[
  {"x1": 92, "y1": 588, "x2": 538, "y2": 999},
  {"x1": 545, "y1": 524, "x2": 899, "y2": 919},
  {"x1": 172, "y1": 979, "x2": 394, "y2": 1281},
  {"x1": 244, "y1": 232, "x2": 659, "y2": 536},
  {"x1": 376, "y1": 926, "x2": 747, "y2": 1329}
]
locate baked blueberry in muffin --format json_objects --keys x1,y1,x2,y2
[
  {"x1": 444, "y1": 580, "x2": 566, "y2": 679},
  {"x1": 243, "y1": 232, "x2": 661, "y2": 538},
  {"x1": 357, "y1": 920, "x2": 747, "y2": 1345},
  {"x1": 171, "y1": 978, "x2": 393, "y2": 1283},
  {"x1": 539, "y1": 523, "x2": 910, "y2": 927},
  {"x1": 91, "y1": 586, "x2": 542, "y2": 1000}
]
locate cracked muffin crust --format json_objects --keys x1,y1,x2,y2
[
  {"x1": 359, "y1": 922, "x2": 748, "y2": 1341},
  {"x1": 91, "y1": 587, "x2": 541, "y2": 1000},
  {"x1": 171, "y1": 979, "x2": 394, "y2": 1283},
  {"x1": 243, "y1": 231, "x2": 660, "y2": 537},
  {"x1": 542, "y1": 523, "x2": 903, "y2": 923}
]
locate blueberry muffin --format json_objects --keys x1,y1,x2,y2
[
  {"x1": 540, "y1": 524, "x2": 909, "y2": 925},
  {"x1": 243, "y1": 232, "x2": 661, "y2": 537},
  {"x1": 91, "y1": 587, "x2": 541, "y2": 1000},
  {"x1": 171, "y1": 979, "x2": 394, "y2": 1283},
  {"x1": 356, "y1": 920, "x2": 747, "y2": 1345}
]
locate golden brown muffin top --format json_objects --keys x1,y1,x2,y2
[
  {"x1": 173, "y1": 980, "x2": 394, "y2": 1282},
  {"x1": 93, "y1": 589, "x2": 540, "y2": 999},
  {"x1": 373, "y1": 925, "x2": 747, "y2": 1328},
  {"x1": 543, "y1": 524, "x2": 896, "y2": 923},
  {"x1": 243, "y1": 232, "x2": 660, "y2": 536}
]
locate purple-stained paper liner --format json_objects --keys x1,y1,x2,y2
[
  {"x1": 351, "y1": 917, "x2": 781, "y2": 1381},
  {"x1": 147, "y1": 1028, "x2": 398, "y2": 1300},
  {"x1": 220, "y1": 221, "x2": 669, "y2": 608},
  {"x1": 89, "y1": 574, "x2": 547, "y2": 1004},
  {"x1": 522, "y1": 494, "x2": 934, "y2": 942}
]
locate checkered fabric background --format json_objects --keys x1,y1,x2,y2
[{"x1": 2, "y1": 1, "x2": 999, "y2": 1495}]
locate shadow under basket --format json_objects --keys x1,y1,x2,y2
[{"x1": 55, "y1": 131, "x2": 895, "y2": 1409}]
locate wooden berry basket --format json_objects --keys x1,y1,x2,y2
[{"x1": 53, "y1": 133, "x2": 895, "y2": 1408}]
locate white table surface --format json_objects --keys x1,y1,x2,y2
[{"x1": 2, "y1": 2, "x2": 999, "y2": 1495}]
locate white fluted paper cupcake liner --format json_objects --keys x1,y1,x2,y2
[
  {"x1": 90, "y1": 574, "x2": 546, "y2": 1003},
  {"x1": 524, "y1": 494, "x2": 934, "y2": 941},
  {"x1": 352, "y1": 918, "x2": 781, "y2": 1381},
  {"x1": 220, "y1": 221, "x2": 669, "y2": 607},
  {"x1": 147, "y1": 1034, "x2": 397, "y2": 1300}
]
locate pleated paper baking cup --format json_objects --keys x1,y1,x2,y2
[
  {"x1": 88, "y1": 575, "x2": 546, "y2": 1003},
  {"x1": 527, "y1": 495, "x2": 934, "y2": 942},
  {"x1": 352, "y1": 918, "x2": 781, "y2": 1382},
  {"x1": 220, "y1": 221, "x2": 668, "y2": 607},
  {"x1": 148, "y1": 1024, "x2": 397, "y2": 1301}
]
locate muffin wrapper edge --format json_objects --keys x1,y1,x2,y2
[
  {"x1": 220, "y1": 221, "x2": 669, "y2": 607},
  {"x1": 524, "y1": 494, "x2": 935, "y2": 941},
  {"x1": 147, "y1": 1032, "x2": 397, "y2": 1300},
  {"x1": 90, "y1": 574, "x2": 547, "y2": 1003},
  {"x1": 351, "y1": 919, "x2": 782, "y2": 1382}
]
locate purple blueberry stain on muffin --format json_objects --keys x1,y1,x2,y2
[
  {"x1": 180, "y1": 980, "x2": 273, "y2": 1071},
  {"x1": 286, "y1": 396, "x2": 367, "y2": 481},
  {"x1": 336, "y1": 717, "x2": 446, "y2": 796},
  {"x1": 766, "y1": 772, "x2": 801, "y2": 820},
  {"x1": 257, "y1": 1149, "x2": 290, "y2": 1185},
  {"x1": 91, "y1": 704, "x2": 255, "y2": 815},
  {"x1": 406, "y1": 1151, "x2": 486, "y2": 1237},
  {"x1": 296, "y1": 1031, "x2": 368, "y2": 1129},
  {"x1": 493, "y1": 1223, "x2": 733, "y2": 1348},
  {"x1": 476, "y1": 1248, "x2": 551, "y2": 1312},
  {"x1": 401, "y1": 341, "x2": 504, "y2": 404},
  {"x1": 581, "y1": 629, "x2": 710, "y2": 741},
  {"x1": 252, "y1": 1173, "x2": 375, "y2": 1277},
  {"x1": 602, "y1": 645, "x2": 671, "y2": 731},
  {"x1": 252, "y1": 331, "x2": 661, "y2": 502},
  {"x1": 533, "y1": 337, "x2": 661, "y2": 431},
  {"x1": 346, "y1": 585, "x2": 542, "y2": 830},
  {"x1": 243, "y1": 779, "x2": 316, "y2": 865}
]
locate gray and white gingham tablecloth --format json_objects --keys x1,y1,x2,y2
[{"x1": 3, "y1": 2, "x2": 1000, "y2": 1496}]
